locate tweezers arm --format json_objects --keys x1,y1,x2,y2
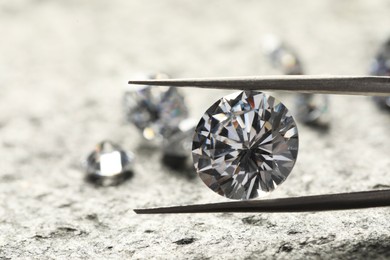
[
  {"x1": 134, "y1": 189, "x2": 390, "y2": 214},
  {"x1": 128, "y1": 75, "x2": 390, "y2": 96}
]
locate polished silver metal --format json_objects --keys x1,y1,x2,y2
[{"x1": 128, "y1": 75, "x2": 390, "y2": 96}]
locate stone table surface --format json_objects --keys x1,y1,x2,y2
[{"x1": 0, "y1": 1, "x2": 389, "y2": 259}]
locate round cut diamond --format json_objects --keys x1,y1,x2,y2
[
  {"x1": 192, "y1": 91, "x2": 299, "y2": 200},
  {"x1": 124, "y1": 73, "x2": 189, "y2": 141}
]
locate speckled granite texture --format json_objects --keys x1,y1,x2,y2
[{"x1": 0, "y1": 1, "x2": 389, "y2": 259}]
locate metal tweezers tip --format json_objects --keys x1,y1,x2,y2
[
  {"x1": 128, "y1": 75, "x2": 390, "y2": 96},
  {"x1": 134, "y1": 189, "x2": 390, "y2": 214}
]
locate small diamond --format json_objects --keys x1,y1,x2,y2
[
  {"x1": 124, "y1": 73, "x2": 189, "y2": 141},
  {"x1": 370, "y1": 39, "x2": 390, "y2": 110},
  {"x1": 85, "y1": 141, "x2": 134, "y2": 186},
  {"x1": 192, "y1": 91, "x2": 299, "y2": 200}
]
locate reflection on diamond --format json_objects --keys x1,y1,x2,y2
[
  {"x1": 192, "y1": 91, "x2": 299, "y2": 200},
  {"x1": 85, "y1": 141, "x2": 134, "y2": 186},
  {"x1": 99, "y1": 151, "x2": 123, "y2": 177},
  {"x1": 123, "y1": 73, "x2": 189, "y2": 141}
]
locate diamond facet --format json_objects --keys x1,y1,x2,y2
[
  {"x1": 192, "y1": 91, "x2": 299, "y2": 200},
  {"x1": 85, "y1": 141, "x2": 134, "y2": 186},
  {"x1": 124, "y1": 73, "x2": 189, "y2": 141}
]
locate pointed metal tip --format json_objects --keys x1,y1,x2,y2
[
  {"x1": 133, "y1": 205, "x2": 192, "y2": 214},
  {"x1": 133, "y1": 209, "x2": 144, "y2": 214},
  {"x1": 133, "y1": 208, "x2": 165, "y2": 214},
  {"x1": 128, "y1": 80, "x2": 159, "y2": 85}
]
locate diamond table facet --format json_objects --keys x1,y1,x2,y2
[{"x1": 192, "y1": 91, "x2": 299, "y2": 200}]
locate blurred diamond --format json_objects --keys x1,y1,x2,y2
[
  {"x1": 370, "y1": 38, "x2": 390, "y2": 110},
  {"x1": 263, "y1": 35, "x2": 303, "y2": 75},
  {"x1": 85, "y1": 141, "x2": 134, "y2": 186},
  {"x1": 296, "y1": 93, "x2": 330, "y2": 127},
  {"x1": 373, "y1": 96, "x2": 390, "y2": 110},
  {"x1": 192, "y1": 91, "x2": 299, "y2": 200},
  {"x1": 263, "y1": 36, "x2": 330, "y2": 126},
  {"x1": 123, "y1": 73, "x2": 189, "y2": 141}
]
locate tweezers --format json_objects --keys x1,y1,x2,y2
[
  {"x1": 129, "y1": 75, "x2": 390, "y2": 214},
  {"x1": 128, "y1": 75, "x2": 390, "y2": 96}
]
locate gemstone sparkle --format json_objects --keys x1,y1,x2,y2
[{"x1": 192, "y1": 91, "x2": 299, "y2": 200}]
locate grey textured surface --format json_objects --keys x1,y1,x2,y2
[{"x1": 0, "y1": 1, "x2": 390, "y2": 259}]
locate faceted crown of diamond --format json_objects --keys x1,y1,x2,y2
[
  {"x1": 124, "y1": 73, "x2": 189, "y2": 141},
  {"x1": 192, "y1": 91, "x2": 299, "y2": 200}
]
